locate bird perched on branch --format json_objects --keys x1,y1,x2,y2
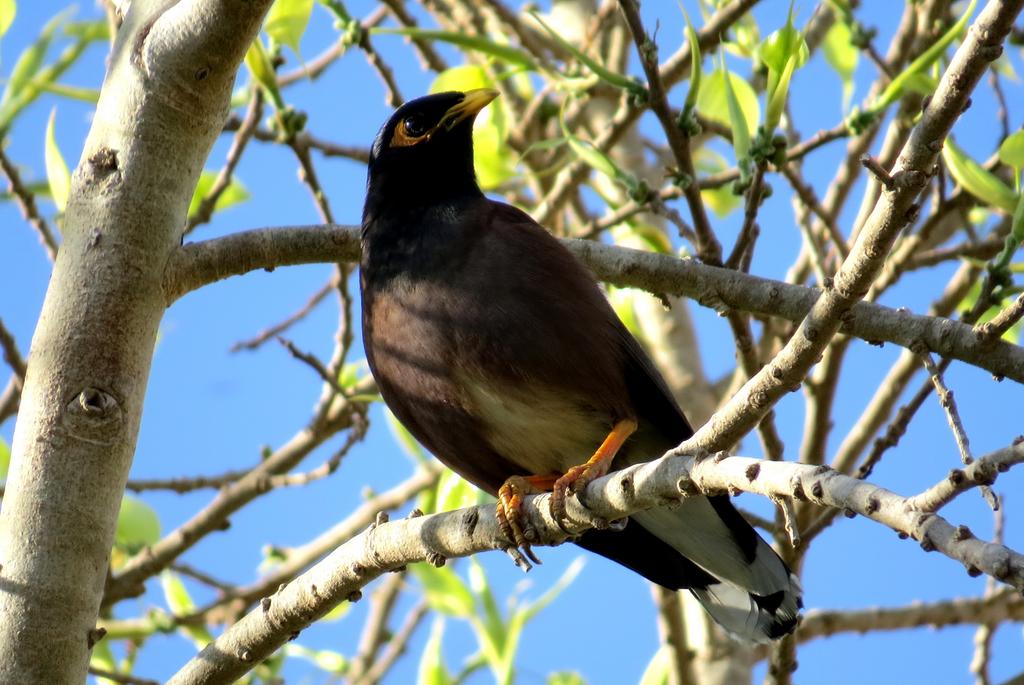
[{"x1": 359, "y1": 89, "x2": 801, "y2": 642}]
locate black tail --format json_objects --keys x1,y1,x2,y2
[{"x1": 576, "y1": 496, "x2": 801, "y2": 643}]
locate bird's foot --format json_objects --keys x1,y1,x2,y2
[
  {"x1": 550, "y1": 462, "x2": 610, "y2": 525},
  {"x1": 550, "y1": 418, "x2": 638, "y2": 524},
  {"x1": 496, "y1": 475, "x2": 548, "y2": 566}
]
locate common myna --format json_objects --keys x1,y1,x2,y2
[{"x1": 360, "y1": 89, "x2": 801, "y2": 642}]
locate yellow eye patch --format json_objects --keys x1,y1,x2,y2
[{"x1": 390, "y1": 119, "x2": 431, "y2": 148}]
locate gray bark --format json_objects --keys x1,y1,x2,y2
[{"x1": 0, "y1": 1, "x2": 272, "y2": 681}]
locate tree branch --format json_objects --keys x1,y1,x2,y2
[
  {"x1": 167, "y1": 440, "x2": 1024, "y2": 684},
  {"x1": 672, "y1": 0, "x2": 1022, "y2": 454},
  {"x1": 162, "y1": 225, "x2": 1024, "y2": 383}
]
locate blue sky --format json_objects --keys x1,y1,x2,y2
[{"x1": 2, "y1": 1, "x2": 1023, "y2": 683}]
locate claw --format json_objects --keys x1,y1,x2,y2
[{"x1": 496, "y1": 476, "x2": 543, "y2": 565}]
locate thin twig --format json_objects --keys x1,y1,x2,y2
[
  {"x1": 975, "y1": 292, "x2": 1024, "y2": 343},
  {"x1": 353, "y1": 602, "x2": 430, "y2": 685},
  {"x1": 0, "y1": 147, "x2": 58, "y2": 260},
  {"x1": 276, "y1": 336, "x2": 347, "y2": 398},
  {"x1": 918, "y1": 349, "x2": 978, "y2": 471},
  {"x1": 87, "y1": 667, "x2": 158, "y2": 685},
  {"x1": 231, "y1": 277, "x2": 336, "y2": 352},
  {"x1": 618, "y1": 0, "x2": 722, "y2": 265},
  {"x1": 185, "y1": 89, "x2": 264, "y2": 235},
  {"x1": 725, "y1": 164, "x2": 765, "y2": 270}
]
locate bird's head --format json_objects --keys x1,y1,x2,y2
[{"x1": 365, "y1": 89, "x2": 499, "y2": 212}]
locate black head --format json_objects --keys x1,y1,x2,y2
[{"x1": 364, "y1": 89, "x2": 498, "y2": 218}]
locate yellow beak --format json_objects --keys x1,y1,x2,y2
[{"x1": 439, "y1": 88, "x2": 500, "y2": 130}]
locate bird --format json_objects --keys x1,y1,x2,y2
[{"x1": 359, "y1": 89, "x2": 802, "y2": 643}]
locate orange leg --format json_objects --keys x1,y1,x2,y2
[
  {"x1": 495, "y1": 418, "x2": 638, "y2": 560},
  {"x1": 550, "y1": 418, "x2": 637, "y2": 523}
]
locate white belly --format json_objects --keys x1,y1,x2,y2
[{"x1": 460, "y1": 375, "x2": 607, "y2": 474}]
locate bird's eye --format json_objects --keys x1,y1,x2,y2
[{"x1": 403, "y1": 115, "x2": 429, "y2": 137}]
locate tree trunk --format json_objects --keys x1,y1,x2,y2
[{"x1": 0, "y1": 2, "x2": 270, "y2": 681}]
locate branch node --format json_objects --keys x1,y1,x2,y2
[
  {"x1": 86, "y1": 627, "x2": 107, "y2": 650},
  {"x1": 618, "y1": 472, "x2": 636, "y2": 503},
  {"x1": 745, "y1": 463, "x2": 761, "y2": 482},
  {"x1": 346, "y1": 589, "x2": 363, "y2": 602},
  {"x1": 790, "y1": 474, "x2": 808, "y2": 502},
  {"x1": 461, "y1": 508, "x2": 480, "y2": 537},
  {"x1": 260, "y1": 597, "x2": 271, "y2": 612},
  {"x1": 676, "y1": 475, "x2": 698, "y2": 496},
  {"x1": 953, "y1": 525, "x2": 974, "y2": 542},
  {"x1": 426, "y1": 552, "x2": 446, "y2": 568}
]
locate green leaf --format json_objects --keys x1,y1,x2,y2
[
  {"x1": 822, "y1": 20, "x2": 858, "y2": 109},
  {"x1": 244, "y1": 37, "x2": 284, "y2": 110},
  {"x1": 759, "y1": 2, "x2": 807, "y2": 132},
  {"x1": 638, "y1": 645, "x2": 672, "y2": 685},
  {"x1": 612, "y1": 221, "x2": 672, "y2": 254},
  {"x1": 468, "y1": 557, "x2": 506, "y2": 658},
  {"x1": 900, "y1": 72, "x2": 938, "y2": 97},
  {"x1": 870, "y1": 0, "x2": 977, "y2": 116},
  {"x1": 998, "y1": 130, "x2": 1024, "y2": 170},
  {"x1": 411, "y1": 564, "x2": 476, "y2": 618},
  {"x1": 961, "y1": 281, "x2": 1022, "y2": 343},
  {"x1": 521, "y1": 556, "x2": 584, "y2": 622},
  {"x1": 44, "y1": 108, "x2": 70, "y2": 212},
  {"x1": 682, "y1": 9, "x2": 702, "y2": 111},
  {"x1": 0, "y1": 436, "x2": 9, "y2": 481},
  {"x1": 529, "y1": 11, "x2": 644, "y2": 97},
  {"x1": 89, "y1": 640, "x2": 120, "y2": 685},
  {"x1": 764, "y1": 51, "x2": 798, "y2": 133},
  {"x1": 372, "y1": 27, "x2": 538, "y2": 71},
  {"x1": 697, "y1": 64, "x2": 758, "y2": 157},
  {"x1": 2, "y1": 8, "x2": 70, "y2": 107},
  {"x1": 695, "y1": 147, "x2": 742, "y2": 217},
  {"x1": 430, "y1": 65, "x2": 515, "y2": 189},
  {"x1": 702, "y1": 184, "x2": 742, "y2": 217},
  {"x1": 0, "y1": 0, "x2": 15, "y2": 39},
  {"x1": 160, "y1": 571, "x2": 214, "y2": 648},
  {"x1": 187, "y1": 170, "x2": 251, "y2": 217},
  {"x1": 548, "y1": 673, "x2": 588, "y2": 685},
  {"x1": 723, "y1": 12, "x2": 760, "y2": 59},
  {"x1": 1013, "y1": 193, "x2": 1024, "y2": 244},
  {"x1": 115, "y1": 495, "x2": 161, "y2": 554},
  {"x1": 822, "y1": 20, "x2": 857, "y2": 82},
  {"x1": 264, "y1": 0, "x2": 314, "y2": 55},
  {"x1": 609, "y1": 286, "x2": 643, "y2": 338},
  {"x1": 36, "y1": 81, "x2": 99, "y2": 103},
  {"x1": 942, "y1": 137, "x2": 1017, "y2": 214},
  {"x1": 285, "y1": 643, "x2": 348, "y2": 674},
  {"x1": 161, "y1": 570, "x2": 196, "y2": 614},
  {"x1": 559, "y1": 104, "x2": 644, "y2": 200},
  {"x1": 386, "y1": 409, "x2": 428, "y2": 464},
  {"x1": 62, "y1": 19, "x2": 108, "y2": 42},
  {"x1": 758, "y1": 2, "x2": 808, "y2": 77},
  {"x1": 0, "y1": 39, "x2": 90, "y2": 133},
  {"x1": 436, "y1": 467, "x2": 483, "y2": 512},
  {"x1": 418, "y1": 618, "x2": 455, "y2": 685}
]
